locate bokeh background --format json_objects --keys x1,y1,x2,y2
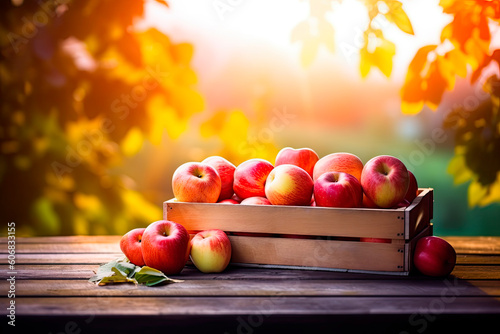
[{"x1": 1, "y1": 0, "x2": 500, "y2": 237}]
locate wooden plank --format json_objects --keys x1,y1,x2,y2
[
  {"x1": 404, "y1": 188, "x2": 432, "y2": 239},
  {"x1": 2, "y1": 263, "x2": 499, "y2": 281},
  {"x1": 4, "y1": 251, "x2": 499, "y2": 266},
  {"x1": 450, "y1": 265, "x2": 500, "y2": 280},
  {"x1": 1, "y1": 253, "x2": 123, "y2": 264},
  {"x1": 0, "y1": 242, "x2": 120, "y2": 253},
  {"x1": 229, "y1": 235, "x2": 405, "y2": 272},
  {"x1": 14, "y1": 296, "x2": 500, "y2": 316},
  {"x1": 4, "y1": 279, "x2": 500, "y2": 297},
  {"x1": 456, "y1": 254, "x2": 500, "y2": 265},
  {"x1": 165, "y1": 200, "x2": 406, "y2": 239},
  {"x1": 0, "y1": 236, "x2": 121, "y2": 244},
  {"x1": 0, "y1": 264, "x2": 389, "y2": 280},
  {"x1": 404, "y1": 225, "x2": 433, "y2": 272},
  {"x1": 443, "y1": 237, "x2": 500, "y2": 254}
]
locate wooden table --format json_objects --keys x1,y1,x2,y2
[{"x1": 1, "y1": 236, "x2": 500, "y2": 333}]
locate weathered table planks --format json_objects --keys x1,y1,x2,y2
[{"x1": 1, "y1": 236, "x2": 500, "y2": 333}]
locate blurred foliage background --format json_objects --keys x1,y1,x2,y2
[{"x1": 1, "y1": 0, "x2": 499, "y2": 237}]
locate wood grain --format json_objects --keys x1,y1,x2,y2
[
  {"x1": 4, "y1": 279, "x2": 500, "y2": 297},
  {"x1": 229, "y1": 235, "x2": 405, "y2": 272},
  {"x1": 445, "y1": 237, "x2": 500, "y2": 254},
  {"x1": 3, "y1": 252, "x2": 498, "y2": 265},
  {"x1": 2, "y1": 235, "x2": 500, "y2": 334},
  {"x1": 2, "y1": 263, "x2": 500, "y2": 280},
  {"x1": 15, "y1": 296, "x2": 500, "y2": 316},
  {"x1": 164, "y1": 199, "x2": 407, "y2": 239}
]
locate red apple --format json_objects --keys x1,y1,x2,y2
[
  {"x1": 240, "y1": 196, "x2": 272, "y2": 205},
  {"x1": 405, "y1": 170, "x2": 419, "y2": 203},
  {"x1": 141, "y1": 220, "x2": 190, "y2": 275},
  {"x1": 275, "y1": 147, "x2": 319, "y2": 178},
  {"x1": 361, "y1": 155, "x2": 409, "y2": 209},
  {"x1": 202, "y1": 156, "x2": 236, "y2": 201},
  {"x1": 360, "y1": 237, "x2": 391, "y2": 243},
  {"x1": 362, "y1": 193, "x2": 378, "y2": 208},
  {"x1": 190, "y1": 229, "x2": 232, "y2": 273},
  {"x1": 314, "y1": 172, "x2": 363, "y2": 208},
  {"x1": 233, "y1": 159, "x2": 274, "y2": 199},
  {"x1": 313, "y1": 152, "x2": 364, "y2": 182},
  {"x1": 172, "y1": 162, "x2": 221, "y2": 203},
  {"x1": 414, "y1": 236, "x2": 457, "y2": 277},
  {"x1": 265, "y1": 164, "x2": 314, "y2": 206},
  {"x1": 218, "y1": 199, "x2": 240, "y2": 204},
  {"x1": 120, "y1": 228, "x2": 146, "y2": 266},
  {"x1": 231, "y1": 193, "x2": 243, "y2": 203}
]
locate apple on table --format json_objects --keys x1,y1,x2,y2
[
  {"x1": 120, "y1": 228, "x2": 146, "y2": 266},
  {"x1": 141, "y1": 220, "x2": 190, "y2": 275},
  {"x1": 414, "y1": 236, "x2": 457, "y2": 277},
  {"x1": 190, "y1": 229, "x2": 232, "y2": 273}
]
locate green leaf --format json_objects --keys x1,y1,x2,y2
[
  {"x1": 134, "y1": 266, "x2": 183, "y2": 287},
  {"x1": 97, "y1": 267, "x2": 137, "y2": 286},
  {"x1": 89, "y1": 258, "x2": 182, "y2": 287},
  {"x1": 114, "y1": 261, "x2": 138, "y2": 278}
]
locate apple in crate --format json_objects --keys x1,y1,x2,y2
[
  {"x1": 313, "y1": 152, "x2": 364, "y2": 182},
  {"x1": 142, "y1": 220, "x2": 190, "y2": 275},
  {"x1": 172, "y1": 162, "x2": 221, "y2": 203},
  {"x1": 360, "y1": 237, "x2": 391, "y2": 243},
  {"x1": 233, "y1": 159, "x2": 274, "y2": 199},
  {"x1": 190, "y1": 229, "x2": 232, "y2": 273},
  {"x1": 362, "y1": 193, "x2": 378, "y2": 208},
  {"x1": 275, "y1": 147, "x2": 319, "y2": 178},
  {"x1": 240, "y1": 196, "x2": 272, "y2": 205},
  {"x1": 361, "y1": 155, "x2": 409, "y2": 208},
  {"x1": 202, "y1": 156, "x2": 236, "y2": 201},
  {"x1": 405, "y1": 170, "x2": 419, "y2": 203},
  {"x1": 414, "y1": 236, "x2": 457, "y2": 277},
  {"x1": 120, "y1": 228, "x2": 146, "y2": 266},
  {"x1": 218, "y1": 199, "x2": 240, "y2": 204},
  {"x1": 265, "y1": 164, "x2": 314, "y2": 206},
  {"x1": 314, "y1": 172, "x2": 362, "y2": 208}
]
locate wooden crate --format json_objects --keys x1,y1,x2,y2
[{"x1": 164, "y1": 188, "x2": 434, "y2": 275}]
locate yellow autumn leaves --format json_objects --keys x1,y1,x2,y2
[
  {"x1": 292, "y1": 0, "x2": 413, "y2": 76},
  {"x1": 292, "y1": 0, "x2": 500, "y2": 207}
]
